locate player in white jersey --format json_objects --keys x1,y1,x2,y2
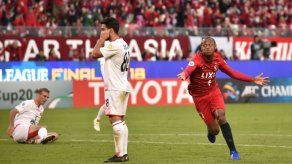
[
  {"x1": 92, "y1": 17, "x2": 132, "y2": 163},
  {"x1": 6, "y1": 88, "x2": 59, "y2": 144},
  {"x1": 93, "y1": 58, "x2": 106, "y2": 132}
]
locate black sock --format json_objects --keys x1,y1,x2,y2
[{"x1": 220, "y1": 122, "x2": 236, "y2": 152}]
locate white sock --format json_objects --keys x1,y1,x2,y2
[
  {"x1": 38, "y1": 128, "x2": 48, "y2": 139},
  {"x1": 112, "y1": 120, "x2": 125, "y2": 157},
  {"x1": 96, "y1": 104, "x2": 106, "y2": 121},
  {"x1": 27, "y1": 128, "x2": 48, "y2": 144},
  {"x1": 122, "y1": 121, "x2": 128, "y2": 155}
]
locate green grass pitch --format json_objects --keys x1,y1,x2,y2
[{"x1": 0, "y1": 103, "x2": 292, "y2": 163}]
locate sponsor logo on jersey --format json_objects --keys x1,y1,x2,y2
[
  {"x1": 107, "y1": 44, "x2": 113, "y2": 50},
  {"x1": 201, "y1": 72, "x2": 216, "y2": 79},
  {"x1": 188, "y1": 61, "x2": 195, "y2": 66}
]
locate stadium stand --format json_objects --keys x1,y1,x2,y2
[
  {"x1": 0, "y1": 0, "x2": 290, "y2": 61},
  {"x1": 0, "y1": 0, "x2": 290, "y2": 36}
]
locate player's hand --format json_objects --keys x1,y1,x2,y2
[
  {"x1": 177, "y1": 71, "x2": 187, "y2": 81},
  {"x1": 100, "y1": 30, "x2": 110, "y2": 40},
  {"x1": 6, "y1": 126, "x2": 14, "y2": 137},
  {"x1": 253, "y1": 73, "x2": 270, "y2": 85}
]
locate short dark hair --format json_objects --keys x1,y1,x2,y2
[
  {"x1": 35, "y1": 88, "x2": 50, "y2": 94},
  {"x1": 101, "y1": 17, "x2": 119, "y2": 34},
  {"x1": 201, "y1": 36, "x2": 217, "y2": 51},
  {"x1": 201, "y1": 36, "x2": 216, "y2": 44}
]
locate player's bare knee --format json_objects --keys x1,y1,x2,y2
[
  {"x1": 216, "y1": 110, "x2": 226, "y2": 125},
  {"x1": 210, "y1": 128, "x2": 220, "y2": 135},
  {"x1": 208, "y1": 124, "x2": 220, "y2": 135},
  {"x1": 217, "y1": 116, "x2": 226, "y2": 125},
  {"x1": 212, "y1": 129, "x2": 220, "y2": 135}
]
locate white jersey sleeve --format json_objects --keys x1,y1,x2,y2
[
  {"x1": 100, "y1": 41, "x2": 121, "y2": 59},
  {"x1": 15, "y1": 101, "x2": 28, "y2": 113}
]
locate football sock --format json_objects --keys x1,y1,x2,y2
[
  {"x1": 38, "y1": 127, "x2": 48, "y2": 139},
  {"x1": 27, "y1": 130, "x2": 38, "y2": 140},
  {"x1": 220, "y1": 122, "x2": 236, "y2": 152},
  {"x1": 112, "y1": 120, "x2": 125, "y2": 156},
  {"x1": 122, "y1": 121, "x2": 128, "y2": 155},
  {"x1": 27, "y1": 127, "x2": 48, "y2": 144},
  {"x1": 96, "y1": 104, "x2": 105, "y2": 120},
  {"x1": 27, "y1": 130, "x2": 46, "y2": 144}
]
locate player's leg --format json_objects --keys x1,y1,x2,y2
[
  {"x1": 214, "y1": 109, "x2": 239, "y2": 160},
  {"x1": 12, "y1": 124, "x2": 31, "y2": 143},
  {"x1": 193, "y1": 94, "x2": 219, "y2": 143},
  {"x1": 212, "y1": 88, "x2": 239, "y2": 160},
  {"x1": 104, "y1": 91, "x2": 129, "y2": 163},
  {"x1": 94, "y1": 104, "x2": 106, "y2": 131},
  {"x1": 105, "y1": 115, "x2": 128, "y2": 162},
  {"x1": 206, "y1": 119, "x2": 220, "y2": 143},
  {"x1": 26, "y1": 125, "x2": 47, "y2": 144},
  {"x1": 27, "y1": 125, "x2": 59, "y2": 144},
  {"x1": 96, "y1": 104, "x2": 106, "y2": 120},
  {"x1": 120, "y1": 92, "x2": 129, "y2": 160},
  {"x1": 122, "y1": 120, "x2": 128, "y2": 160},
  {"x1": 41, "y1": 132, "x2": 59, "y2": 144}
]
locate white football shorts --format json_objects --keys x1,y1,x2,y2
[
  {"x1": 12, "y1": 123, "x2": 30, "y2": 142},
  {"x1": 104, "y1": 90, "x2": 130, "y2": 116}
]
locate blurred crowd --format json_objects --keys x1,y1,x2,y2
[
  {"x1": 0, "y1": 0, "x2": 291, "y2": 36},
  {"x1": 0, "y1": 40, "x2": 92, "y2": 61},
  {"x1": 0, "y1": 40, "x2": 238, "y2": 61}
]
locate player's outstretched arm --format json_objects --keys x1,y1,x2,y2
[
  {"x1": 178, "y1": 58, "x2": 197, "y2": 81},
  {"x1": 7, "y1": 108, "x2": 19, "y2": 137},
  {"x1": 252, "y1": 73, "x2": 270, "y2": 85}
]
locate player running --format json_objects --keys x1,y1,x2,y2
[{"x1": 178, "y1": 36, "x2": 269, "y2": 160}]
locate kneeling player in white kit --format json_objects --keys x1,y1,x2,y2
[
  {"x1": 93, "y1": 17, "x2": 132, "y2": 162},
  {"x1": 6, "y1": 88, "x2": 59, "y2": 144}
]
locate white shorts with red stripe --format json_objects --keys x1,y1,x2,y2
[
  {"x1": 12, "y1": 123, "x2": 30, "y2": 142},
  {"x1": 104, "y1": 90, "x2": 130, "y2": 116}
]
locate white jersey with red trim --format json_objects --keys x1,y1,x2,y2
[
  {"x1": 14, "y1": 100, "x2": 44, "y2": 126},
  {"x1": 100, "y1": 39, "x2": 132, "y2": 92}
]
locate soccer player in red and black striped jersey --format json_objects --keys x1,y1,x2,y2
[{"x1": 177, "y1": 37, "x2": 269, "y2": 160}]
